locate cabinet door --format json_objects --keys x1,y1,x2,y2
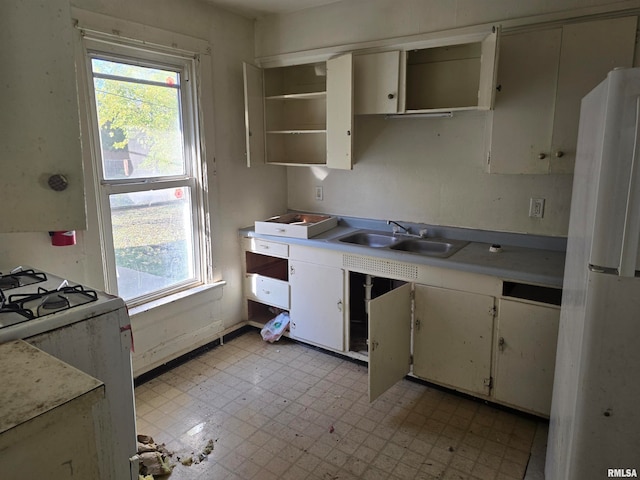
[
  {"x1": 413, "y1": 284, "x2": 494, "y2": 396},
  {"x1": 369, "y1": 282, "x2": 412, "y2": 402},
  {"x1": 1, "y1": 0, "x2": 86, "y2": 232},
  {"x1": 488, "y1": 28, "x2": 561, "y2": 174},
  {"x1": 243, "y1": 62, "x2": 265, "y2": 167},
  {"x1": 478, "y1": 27, "x2": 500, "y2": 110},
  {"x1": 550, "y1": 16, "x2": 637, "y2": 174},
  {"x1": 289, "y1": 260, "x2": 344, "y2": 351},
  {"x1": 326, "y1": 53, "x2": 353, "y2": 170},
  {"x1": 489, "y1": 16, "x2": 637, "y2": 174},
  {"x1": 354, "y1": 51, "x2": 401, "y2": 114},
  {"x1": 493, "y1": 299, "x2": 559, "y2": 416}
]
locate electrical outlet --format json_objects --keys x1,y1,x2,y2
[
  {"x1": 529, "y1": 198, "x2": 545, "y2": 218},
  {"x1": 315, "y1": 186, "x2": 323, "y2": 201}
]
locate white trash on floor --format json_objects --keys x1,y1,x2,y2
[{"x1": 260, "y1": 312, "x2": 290, "y2": 342}]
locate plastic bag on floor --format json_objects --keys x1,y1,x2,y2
[{"x1": 261, "y1": 312, "x2": 290, "y2": 343}]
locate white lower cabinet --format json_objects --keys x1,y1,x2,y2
[
  {"x1": 289, "y1": 260, "x2": 345, "y2": 351},
  {"x1": 413, "y1": 284, "x2": 495, "y2": 396},
  {"x1": 243, "y1": 239, "x2": 561, "y2": 416},
  {"x1": 493, "y1": 299, "x2": 560, "y2": 416}
]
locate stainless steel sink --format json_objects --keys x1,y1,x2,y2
[
  {"x1": 390, "y1": 238, "x2": 469, "y2": 258},
  {"x1": 336, "y1": 230, "x2": 468, "y2": 258},
  {"x1": 338, "y1": 231, "x2": 404, "y2": 248}
]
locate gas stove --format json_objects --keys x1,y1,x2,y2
[
  {"x1": 0, "y1": 266, "x2": 125, "y2": 342},
  {"x1": 0, "y1": 266, "x2": 137, "y2": 479}
]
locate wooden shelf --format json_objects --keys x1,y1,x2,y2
[
  {"x1": 266, "y1": 129, "x2": 326, "y2": 134},
  {"x1": 265, "y1": 91, "x2": 326, "y2": 100}
]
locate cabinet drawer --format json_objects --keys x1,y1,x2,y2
[
  {"x1": 245, "y1": 274, "x2": 289, "y2": 309},
  {"x1": 249, "y1": 239, "x2": 289, "y2": 257}
]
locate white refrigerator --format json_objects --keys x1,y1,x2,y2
[{"x1": 546, "y1": 67, "x2": 640, "y2": 479}]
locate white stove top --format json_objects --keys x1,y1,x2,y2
[{"x1": 0, "y1": 266, "x2": 125, "y2": 343}]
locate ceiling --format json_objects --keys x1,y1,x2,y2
[{"x1": 202, "y1": 0, "x2": 342, "y2": 19}]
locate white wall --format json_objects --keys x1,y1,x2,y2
[
  {"x1": 257, "y1": 0, "x2": 640, "y2": 237},
  {"x1": 289, "y1": 113, "x2": 573, "y2": 235},
  {"x1": 0, "y1": 0, "x2": 287, "y2": 374},
  {"x1": 255, "y1": 0, "x2": 639, "y2": 58}
]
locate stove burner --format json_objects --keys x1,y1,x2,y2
[
  {"x1": 0, "y1": 304, "x2": 35, "y2": 319},
  {"x1": 0, "y1": 276, "x2": 20, "y2": 289},
  {"x1": 0, "y1": 268, "x2": 47, "y2": 291},
  {"x1": 39, "y1": 294, "x2": 70, "y2": 311},
  {"x1": 0, "y1": 303, "x2": 36, "y2": 328},
  {"x1": 6, "y1": 284, "x2": 99, "y2": 320}
]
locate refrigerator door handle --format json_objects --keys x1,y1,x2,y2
[{"x1": 619, "y1": 96, "x2": 640, "y2": 277}]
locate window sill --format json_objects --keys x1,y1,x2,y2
[{"x1": 128, "y1": 281, "x2": 226, "y2": 316}]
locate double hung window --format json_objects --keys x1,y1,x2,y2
[{"x1": 84, "y1": 38, "x2": 208, "y2": 305}]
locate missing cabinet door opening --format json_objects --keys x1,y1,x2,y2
[
  {"x1": 349, "y1": 271, "x2": 407, "y2": 355},
  {"x1": 502, "y1": 281, "x2": 562, "y2": 306},
  {"x1": 246, "y1": 251, "x2": 288, "y2": 281}
]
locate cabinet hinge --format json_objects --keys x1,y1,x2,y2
[
  {"x1": 489, "y1": 306, "x2": 497, "y2": 317},
  {"x1": 483, "y1": 376, "x2": 493, "y2": 389},
  {"x1": 415, "y1": 318, "x2": 421, "y2": 330}
]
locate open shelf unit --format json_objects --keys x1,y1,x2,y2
[{"x1": 263, "y1": 63, "x2": 328, "y2": 166}]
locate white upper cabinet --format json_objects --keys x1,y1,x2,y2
[
  {"x1": 326, "y1": 53, "x2": 354, "y2": 169},
  {"x1": 354, "y1": 28, "x2": 499, "y2": 116},
  {"x1": 243, "y1": 63, "x2": 266, "y2": 167},
  {"x1": 354, "y1": 51, "x2": 401, "y2": 114},
  {"x1": 243, "y1": 53, "x2": 353, "y2": 169},
  {"x1": 1, "y1": 0, "x2": 86, "y2": 232},
  {"x1": 402, "y1": 28, "x2": 499, "y2": 113},
  {"x1": 488, "y1": 16, "x2": 637, "y2": 174}
]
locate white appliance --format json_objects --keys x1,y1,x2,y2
[
  {"x1": 546, "y1": 68, "x2": 640, "y2": 479},
  {"x1": 0, "y1": 266, "x2": 138, "y2": 480}
]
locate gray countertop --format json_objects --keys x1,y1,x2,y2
[
  {"x1": 0, "y1": 340, "x2": 104, "y2": 434},
  {"x1": 240, "y1": 218, "x2": 566, "y2": 288}
]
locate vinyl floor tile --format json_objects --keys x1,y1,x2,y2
[{"x1": 135, "y1": 331, "x2": 546, "y2": 479}]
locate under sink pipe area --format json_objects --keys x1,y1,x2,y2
[{"x1": 364, "y1": 274, "x2": 374, "y2": 315}]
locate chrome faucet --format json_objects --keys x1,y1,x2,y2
[
  {"x1": 387, "y1": 220, "x2": 411, "y2": 235},
  {"x1": 387, "y1": 220, "x2": 428, "y2": 238}
]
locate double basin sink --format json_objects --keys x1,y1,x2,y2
[{"x1": 335, "y1": 230, "x2": 469, "y2": 259}]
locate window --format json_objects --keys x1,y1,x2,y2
[{"x1": 84, "y1": 38, "x2": 208, "y2": 305}]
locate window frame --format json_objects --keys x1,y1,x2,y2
[{"x1": 82, "y1": 35, "x2": 210, "y2": 307}]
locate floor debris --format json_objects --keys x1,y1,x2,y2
[
  {"x1": 137, "y1": 434, "x2": 218, "y2": 478},
  {"x1": 137, "y1": 434, "x2": 174, "y2": 478},
  {"x1": 175, "y1": 438, "x2": 217, "y2": 467}
]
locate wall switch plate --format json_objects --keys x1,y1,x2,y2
[
  {"x1": 529, "y1": 198, "x2": 545, "y2": 218},
  {"x1": 315, "y1": 186, "x2": 323, "y2": 201}
]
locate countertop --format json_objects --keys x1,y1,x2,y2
[
  {"x1": 0, "y1": 340, "x2": 104, "y2": 434},
  {"x1": 240, "y1": 218, "x2": 566, "y2": 288}
]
